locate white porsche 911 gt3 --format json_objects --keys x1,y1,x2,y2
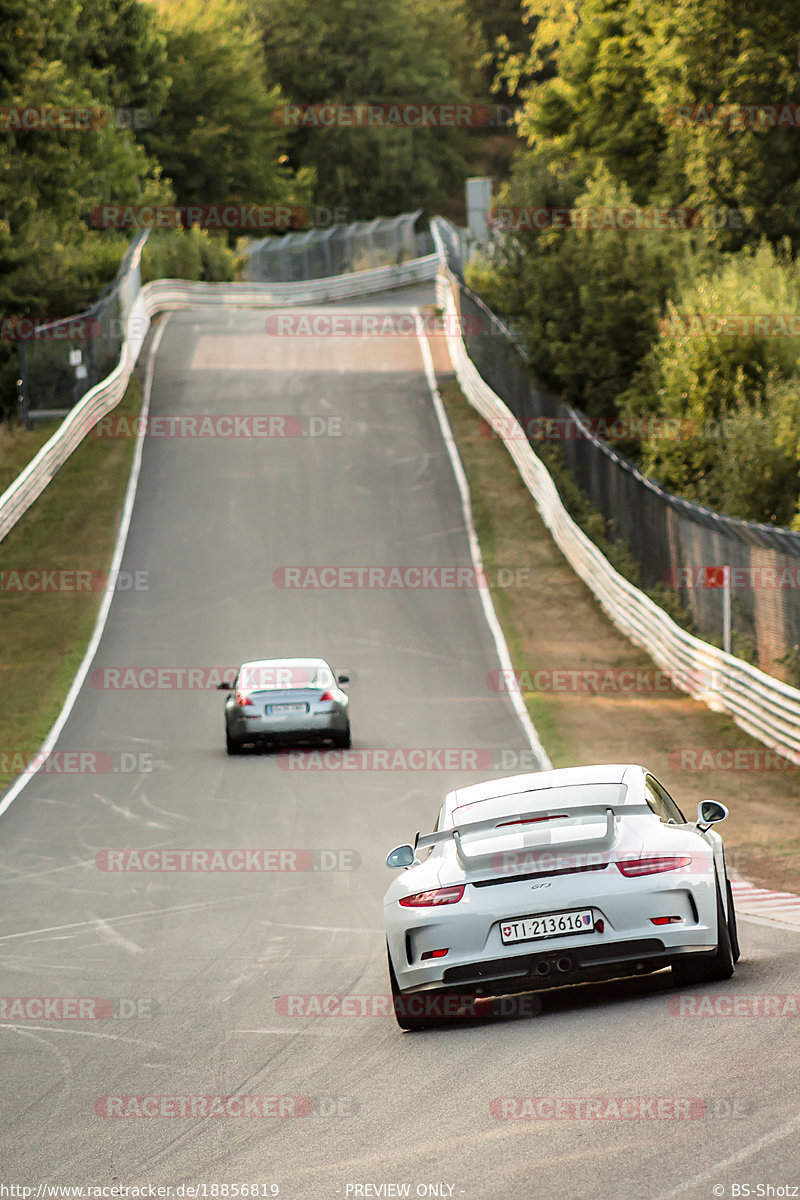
[{"x1": 384, "y1": 764, "x2": 739, "y2": 1029}]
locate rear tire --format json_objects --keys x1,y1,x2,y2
[
  {"x1": 387, "y1": 947, "x2": 480, "y2": 1029},
  {"x1": 388, "y1": 949, "x2": 430, "y2": 1030},
  {"x1": 333, "y1": 723, "x2": 351, "y2": 749},
  {"x1": 225, "y1": 730, "x2": 242, "y2": 756},
  {"x1": 726, "y1": 877, "x2": 741, "y2": 964},
  {"x1": 672, "y1": 880, "x2": 735, "y2": 984}
]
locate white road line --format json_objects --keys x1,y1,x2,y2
[
  {"x1": 0, "y1": 896, "x2": 242, "y2": 942},
  {"x1": 656, "y1": 1108, "x2": 800, "y2": 1200},
  {"x1": 731, "y1": 879, "x2": 800, "y2": 928},
  {"x1": 0, "y1": 1024, "x2": 159, "y2": 1045},
  {"x1": 91, "y1": 916, "x2": 145, "y2": 955},
  {"x1": 414, "y1": 309, "x2": 551, "y2": 771},
  {"x1": 0, "y1": 316, "x2": 172, "y2": 818}
]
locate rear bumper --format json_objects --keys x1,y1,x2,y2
[
  {"x1": 413, "y1": 938, "x2": 715, "y2": 995},
  {"x1": 229, "y1": 711, "x2": 348, "y2": 742},
  {"x1": 386, "y1": 873, "x2": 720, "y2": 993}
]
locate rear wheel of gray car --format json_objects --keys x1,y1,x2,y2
[
  {"x1": 225, "y1": 730, "x2": 242, "y2": 756},
  {"x1": 672, "y1": 880, "x2": 735, "y2": 984}
]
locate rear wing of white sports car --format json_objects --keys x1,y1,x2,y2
[{"x1": 414, "y1": 803, "x2": 655, "y2": 870}]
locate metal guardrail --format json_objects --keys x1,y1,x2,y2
[
  {"x1": 0, "y1": 254, "x2": 439, "y2": 545},
  {"x1": 430, "y1": 216, "x2": 470, "y2": 280},
  {"x1": 432, "y1": 235, "x2": 800, "y2": 764},
  {"x1": 145, "y1": 254, "x2": 438, "y2": 308},
  {"x1": 18, "y1": 232, "x2": 150, "y2": 427}
]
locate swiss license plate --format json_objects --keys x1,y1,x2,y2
[
  {"x1": 500, "y1": 909, "x2": 594, "y2": 945},
  {"x1": 268, "y1": 703, "x2": 307, "y2": 714}
]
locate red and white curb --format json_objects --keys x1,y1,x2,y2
[{"x1": 731, "y1": 879, "x2": 800, "y2": 929}]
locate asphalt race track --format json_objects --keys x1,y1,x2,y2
[{"x1": 2, "y1": 285, "x2": 799, "y2": 1199}]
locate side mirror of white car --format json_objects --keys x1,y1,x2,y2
[
  {"x1": 697, "y1": 800, "x2": 728, "y2": 831},
  {"x1": 386, "y1": 844, "x2": 417, "y2": 869}
]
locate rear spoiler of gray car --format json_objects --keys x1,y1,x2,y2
[{"x1": 414, "y1": 804, "x2": 655, "y2": 870}]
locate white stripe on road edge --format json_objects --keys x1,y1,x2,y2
[
  {"x1": 413, "y1": 308, "x2": 551, "y2": 772},
  {"x1": 731, "y1": 879, "x2": 800, "y2": 928},
  {"x1": 0, "y1": 315, "x2": 172, "y2": 818}
]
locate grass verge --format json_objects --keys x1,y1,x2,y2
[
  {"x1": 0, "y1": 375, "x2": 144, "y2": 793},
  {"x1": 439, "y1": 376, "x2": 800, "y2": 895},
  {"x1": 0, "y1": 419, "x2": 63, "y2": 497}
]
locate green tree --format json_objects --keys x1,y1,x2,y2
[
  {"x1": 463, "y1": 0, "x2": 531, "y2": 104},
  {"x1": 507, "y1": 1, "x2": 667, "y2": 202},
  {"x1": 642, "y1": 0, "x2": 800, "y2": 249},
  {"x1": 71, "y1": 0, "x2": 171, "y2": 111},
  {"x1": 0, "y1": 0, "x2": 173, "y2": 419},
  {"x1": 509, "y1": 0, "x2": 800, "y2": 247},
  {"x1": 621, "y1": 240, "x2": 800, "y2": 523},
  {"x1": 252, "y1": 0, "x2": 474, "y2": 216},
  {"x1": 139, "y1": 0, "x2": 297, "y2": 209},
  {"x1": 479, "y1": 165, "x2": 680, "y2": 415}
]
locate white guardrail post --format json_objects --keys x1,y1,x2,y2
[{"x1": 429, "y1": 221, "x2": 800, "y2": 764}]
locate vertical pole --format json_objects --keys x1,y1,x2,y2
[
  {"x1": 723, "y1": 565, "x2": 731, "y2": 655},
  {"x1": 17, "y1": 343, "x2": 29, "y2": 429}
]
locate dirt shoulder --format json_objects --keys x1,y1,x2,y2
[{"x1": 438, "y1": 373, "x2": 800, "y2": 895}]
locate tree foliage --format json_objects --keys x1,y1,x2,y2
[
  {"x1": 139, "y1": 0, "x2": 298, "y2": 208},
  {"x1": 251, "y1": 0, "x2": 475, "y2": 216},
  {"x1": 508, "y1": 0, "x2": 800, "y2": 244},
  {"x1": 473, "y1": 0, "x2": 800, "y2": 525},
  {"x1": 0, "y1": 0, "x2": 311, "y2": 420},
  {"x1": 463, "y1": 0, "x2": 533, "y2": 104},
  {"x1": 621, "y1": 241, "x2": 800, "y2": 526},
  {"x1": 0, "y1": 0, "x2": 174, "y2": 418},
  {"x1": 475, "y1": 164, "x2": 680, "y2": 415}
]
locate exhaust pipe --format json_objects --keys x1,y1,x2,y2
[
  {"x1": 534, "y1": 960, "x2": 551, "y2": 977},
  {"x1": 555, "y1": 956, "x2": 573, "y2": 974}
]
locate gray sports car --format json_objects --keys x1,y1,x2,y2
[{"x1": 218, "y1": 657, "x2": 350, "y2": 754}]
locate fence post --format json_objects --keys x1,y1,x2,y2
[
  {"x1": 723, "y1": 565, "x2": 732, "y2": 654},
  {"x1": 17, "y1": 344, "x2": 29, "y2": 429}
]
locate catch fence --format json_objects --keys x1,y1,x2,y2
[{"x1": 246, "y1": 212, "x2": 428, "y2": 282}]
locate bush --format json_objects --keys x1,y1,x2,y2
[
  {"x1": 141, "y1": 228, "x2": 241, "y2": 283},
  {"x1": 471, "y1": 163, "x2": 682, "y2": 416},
  {"x1": 621, "y1": 239, "x2": 800, "y2": 525}
]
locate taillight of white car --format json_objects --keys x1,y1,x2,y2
[
  {"x1": 399, "y1": 886, "x2": 465, "y2": 907},
  {"x1": 616, "y1": 856, "x2": 693, "y2": 876}
]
